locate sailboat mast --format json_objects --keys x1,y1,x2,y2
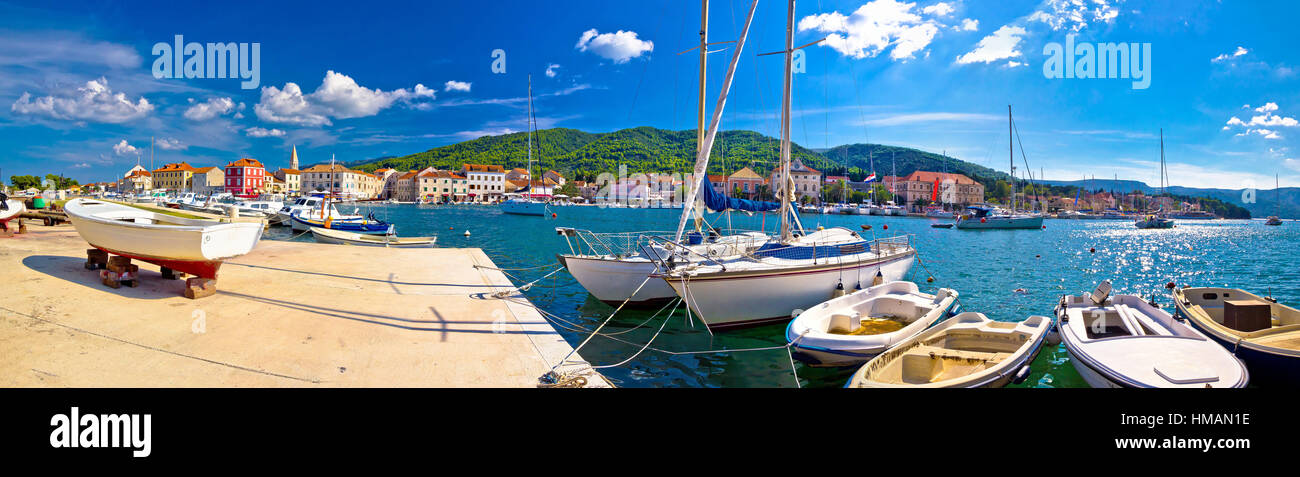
[
  {"x1": 698, "y1": 0, "x2": 708, "y2": 155},
  {"x1": 527, "y1": 75, "x2": 533, "y2": 186},
  {"x1": 778, "y1": 0, "x2": 795, "y2": 241},
  {"x1": 1008, "y1": 105, "x2": 1015, "y2": 211}
]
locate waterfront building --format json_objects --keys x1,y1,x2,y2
[
  {"x1": 462, "y1": 164, "x2": 507, "y2": 202},
  {"x1": 191, "y1": 167, "x2": 224, "y2": 195},
  {"x1": 768, "y1": 158, "x2": 822, "y2": 202},
  {"x1": 890, "y1": 171, "x2": 985, "y2": 210},
  {"x1": 151, "y1": 162, "x2": 196, "y2": 192},
  {"x1": 224, "y1": 158, "x2": 267, "y2": 197}
]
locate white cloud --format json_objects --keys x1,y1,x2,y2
[
  {"x1": 156, "y1": 137, "x2": 185, "y2": 150},
  {"x1": 183, "y1": 97, "x2": 238, "y2": 121},
  {"x1": 955, "y1": 25, "x2": 1027, "y2": 65},
  {"x1": 1224, "y1": 103, "x2": 1297, "y2": 139},
  {"x1": 575, "y1": 29, "x2": 654, "y2": 63},
  {"x1": 71, "y1": 163, "x2": 92, "y2": 169},
  {"x1": 444, "y1": 80, "x2": 471, "y2": 92},
  {"x1": 1028, "y1": 0, "x2": 1121, "y2": 32},
  {"x1": 922, "y1": 2, "x2": 954, "y2": 16},
  {"x1": 958, "y1": 18, "x2": 979, "y2": 31},
  {"x1": 1211, "y1": 46, "x2": 1249, "y2": 63},
  {"x1": 11, "y1": 77, "x2": 153, "y2": 123},
  {"x1": 245, "y1": 127, "x2": 286, "y2": 138},
  {"x1": 546, "y1": 63, "x2": 561, "y2": 78},
  {"x1": 112, "y1": 140, "x2": 138, "y2": 156},
  {"x1": 798, "y1": 0, "x2": 941, "y2": 60},
  {"x1": 254, "y1": 70, "x2": 436, "y2": 127}
]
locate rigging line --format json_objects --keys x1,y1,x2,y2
[
  {"x1": 592, "y1": 298, "x2": 681, "y2": 369},
  {"x1": 549, "y1": 273, "x2": 659, "y2": 372}
]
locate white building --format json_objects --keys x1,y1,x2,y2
[{"x1": 461, "y1": 164, "x2": 507, "y2": 202}]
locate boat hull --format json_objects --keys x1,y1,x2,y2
[
  {"x1": 310, "y1": 227, "x2": 436, "y2": 248},
  {"x1": 663, "y1": 252, "x2": 916, "y2": 329},
  {"x1": 955, "y1": 215, "x2": 1044, "y2": 229},
  {"x1": 558, "y1": 254, "x2": 678, "y2": 305},
  {"x1": 1173, "y1": 291, "x2": 1300, "y2": 387},
  {"x1": 1, "y1": 199, "x2": 25, "y2": 228},
  {"x1": 501, "y1": 200, "x2": 547, "y2": 216}
]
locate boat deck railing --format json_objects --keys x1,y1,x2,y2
[{"x1": 555, "y1": 227, "x2": 769, "y2": 258}]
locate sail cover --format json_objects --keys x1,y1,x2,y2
[{"x1": 699, "y1": 174, "x2": 780, "y2": 212}]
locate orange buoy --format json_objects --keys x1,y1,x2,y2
[{"x1": 552, "y1": 213, "x2": 557, "y2": 218}]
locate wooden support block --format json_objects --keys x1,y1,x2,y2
[
  {"x1": 108, "y1": 256, "x2": 132, "y2": 268},
  {"x1": 85, "y1": 249, "x2": 108, "y2": 270},
  {"x1": 101, "y1": 270, "x2": 121, "y2": 289},
  {"x1": 17, "y1": 219, "x2": 26, "y2": 234},
  {"x1": 161, "y1": 267, "x2": 187, "y2": 280},
  {"x1": 184, "y1": 278, "x2": 217, "y2": 299}
]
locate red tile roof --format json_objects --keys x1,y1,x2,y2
[{"x1": 226, "y1": 158, "x2": 265, "y2": 169}]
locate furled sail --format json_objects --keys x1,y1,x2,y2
[{"x1": 699, "y1": 174, "x2": 780, "y2": 212}]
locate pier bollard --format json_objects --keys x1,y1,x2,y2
[{"x1": 184, "y1": 278, "x2": 217, "y2": 299}]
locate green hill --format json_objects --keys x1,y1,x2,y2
[{"x1": 354, "y1": 126, "x2": 830, "y2": 181}]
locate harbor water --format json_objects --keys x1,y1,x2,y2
[{"x1": 266, "y1": 204, "x2": 1300, "y2": 388}]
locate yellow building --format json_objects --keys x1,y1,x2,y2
[{"x1": 151, "y1": 162, "x2": 197, "y2": 191}]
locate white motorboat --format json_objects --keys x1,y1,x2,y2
[
  {"x1": 847, "y1": 313, "x2": 1052, "y2": 388},
  {"x1": 658, "y1": 228, "x2": 916, "y2": 328},
  {"x1": 310, "y1": 226, "x2": 436, "y2": 248},
  {"x1": 63, "y1": 198, "x2": 263, "y2": 279},
  {"x1": 281, "y1": 197, "x2": 362, "y2": 231},
  {"x1": 923, "y1": 207, "x2": 954, "y2": 219},
  {"x1": 1055, "y1": 281, "x2": 1249, "y2": 388},
  {"x1": 863, "y1": 203, "x2": 885, "y2": 216},
  {"x1": 884, "y1": 201, "x2": 907, "y2": 216},
  {"x1": 1173, "y1": 287, "x2": 1300, "y2": 386},
  {"x1": 786, "y1": 282, "x2": 959, "y2": 367},
  {"x1": 1134, "y1": 215, "x2": 1175, "y2": 229},
  {"x1": 954, "y1": 205, "x2": 1044, "y2": 229}
]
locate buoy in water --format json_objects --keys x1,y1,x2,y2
[
  {"x1": 882, "y1": 224, "x2": 888, "y2": 230},
  {"x1": 1165, "y1": 281, "x2": 1176, "y2": 290},
  {"x1": 1089, "y1": 248, "x2": 1096, "y2": 253},
  {"x1": 552, "y1": 213, "x2": 557, "y2": 218},
  {"x1": 861, "y1": 224, "x2": 872, "y2": 230},
  {"x1": 926, "y1": 276, "x2": 935, "y2": 283},
  {"x1": 464, "y1": 230, "x2": 471, "y2": 237}
]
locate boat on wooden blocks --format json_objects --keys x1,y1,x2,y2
[{"x1": 63, "y1": 198, "x2": 263, "y2": 282}]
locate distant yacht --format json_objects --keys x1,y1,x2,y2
[
  {"x1": 955, "y1": 106, "x2": 1043, "y2": 230},
  {"x1": 500, "y1": 75, "x2": 549, "y2": 217},
  {"x1": 1135, "y1": 129, "x2": 1175, "y2": 229}
]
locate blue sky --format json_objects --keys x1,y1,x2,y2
[{"x1": 1, "y1": 0, "x2": 1297, "y2": 190}]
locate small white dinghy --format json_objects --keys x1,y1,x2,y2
[
  {"x1": 1056, "y1": 280, "x2": 1249, "y2": 388},
  {"x1": 310, "y1": 226, "x2": 436, "y2": 248},
  {"x1": 847, "y1": 313, "x2": 1052, "y2": 388},
  {"x1": 786, "y1": 281, "x2": 959, "y2": 367},
  {"x1": 64, "y1": 198, "x2": 264, "y2": 279}
]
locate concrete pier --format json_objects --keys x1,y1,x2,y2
[{"x1": 0, "y1": 223, "x2": 609, "y2": 387}]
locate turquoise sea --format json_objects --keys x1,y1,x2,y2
[{"x1": 265, "y1": 204, "x2": 1300, "y2": 388}]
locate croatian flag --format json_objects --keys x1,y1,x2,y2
[{"x1": 863, "y1": 173, "x2": 877, "y2": 183}]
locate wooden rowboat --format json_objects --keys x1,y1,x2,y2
[
  {"x1": 63, "y1": 198, "x2": 263, "y2": 278},
  {"x1": 847, "y1": 313, "x2": 1051, "y2": 388},
  {"x1": 309, "y1": 227, "x2": 436, "y2": 248}
]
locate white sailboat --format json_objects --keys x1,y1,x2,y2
[
  {"x1": 1, "y1": 196, "x2": 24, "y2": 231},
  {"x1": 1135, "y1": 129, "x2": 1176, "y2": 229},
  {"x1": 955, "y1": 106, "x2": 1043, "y2": 230},
  {"x1": 500, "y1": 76, "x2": 549, "y2": 217},
  {"x1": 1265, "y1": 174, "x2": 1283, "y2": 225},
  {"x1": 655, "y1": 0, "x2": 917, "y2": 329},
  {"x1": 556, "y1": 0, "x2": 768, "y2": 305}
]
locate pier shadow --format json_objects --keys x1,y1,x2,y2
[
  {"x1": 21, "y1": 255, "x2": 184, "y2": 301},
  {"x1": 218, "y1": 290, "x2": 554, "y2": 335},
  {"x1": 224, "y1": 262, "x2": 490, "y2": 288}
]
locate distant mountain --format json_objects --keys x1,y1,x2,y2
[{"x1": 1042, "y1": 179, "x2": 1299, "y2": 219}]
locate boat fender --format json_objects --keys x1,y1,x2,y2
[
  {"x1": 832, "y1": 282, "x2": 846, "y2": 298},
  {"x1": 871, "y1": 270, "x2": 885, "y2": 287},
  {"x1": 1011, "y1": 365, "x2": 1032, "y2": 385},
  {"x1": 947, "y1": 303, "x2": 961, "y2": 317}
]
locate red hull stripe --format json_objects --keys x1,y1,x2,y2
[{"x1": 94, "y1": 246, "x2": 224, "y2": 279}]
